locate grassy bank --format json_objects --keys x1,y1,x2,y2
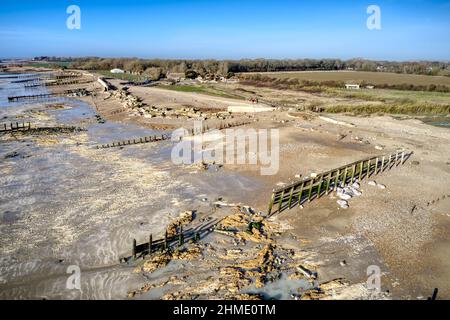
[
  {"x1": 158, "y1": 85, "x2": 245, "y2": 100},
  {"x1": 325, "y1": 88, "x2": 450, "y2": 105},
  {"x1": 96, "y1": 70, "x2": 149, "y2": 82},
  {"x1": 325, "y1": 103, "x2": 450, "y2": 115}
]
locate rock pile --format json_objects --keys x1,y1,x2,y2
[{"x1": 336, "y1": 181, "x2": 363, "y2": 209}]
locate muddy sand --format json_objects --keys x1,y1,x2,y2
[{"x1": 0, "y1": 72, "x2": 449, "y2": 300}]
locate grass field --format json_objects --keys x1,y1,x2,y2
[
  {"x1": 23, "y1": 61, "x2": 72, "y2": 69},
  {"x1": 158, "y1": 85, "x2": 245, "y2": 100},
  {"x1": 245, "y1": 71, "x2": 450, "y2": 86}
]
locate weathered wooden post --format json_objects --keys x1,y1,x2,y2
[
  {"x1": 334, "y1": 169, "x2": 340, "y2": 192},
  {"x1": 381, "y1": 156, "x2": 385, "y2": 172},
  {"x1": 132, "y1": 239, "x2": 137, "y2": 259},
  {"x1": 325, "y1": 173, "x2": 332, "y2": 195},
  {"x1": 317, "y1": 176, "x2": 323, "y2": 198},
  {"x1": 277, "y1": 189, "x2": 285, "y2": 212},
  {"x1": 401, "y1": 151, "x2": 405, "y2": 165},
  {"x1": 149, "y1": 234, "x2": 152, "y2": 255},
  {"x1": 179, "y1": 225, "x2": 184, "y2": 246},
  {"x1": 342, "y1": 168, "x2": 348, "y2": 187},
  {"x1": 28, "y1": 122, "x2": 31, "y2": 130},
  {"x1": 358, "y1": 161, "x2": 364, "y2": 180},
  {"x1": 349, "y1": 164, "x2": 355, "y2": 184},
  {"x1": 287, "y1": 186, "x2": 295, "y2": 208},
  {"x1": 366, "y1": 159, "x2": 371, "y2": 179},
  {"x1": 374, "y1": 157, "x2": 379, "y2": 175},
  {"x1": 307, "y1": 180, "x2": 314, "y2": 202}
]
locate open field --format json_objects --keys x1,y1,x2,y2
[{"x1": 244, "y1": 71, "x2": 450, "y2": 87}]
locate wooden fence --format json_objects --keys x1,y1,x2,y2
[
  {"x1": 45, "y1": 79, "x2": 91, "y2": 87},
  {"x1": 267, "y1": 150, "x2": 413, "y2": 216},
  {"x1": 0, "y1": 123, "x2": 84, "y2": 135},
  {"x1": 8, "y1": 89, "x2": 88, "y2": 102},
  {"x1": 95, "y1": 134, "x2": 171, "y2": 149},
  {"x1": 119, "y1": 219, "x2": 217, "y2": 263}
]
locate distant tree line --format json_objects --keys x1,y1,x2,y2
[{"x1": 37, "y1": 57, "x2": 450, "y2": 78}]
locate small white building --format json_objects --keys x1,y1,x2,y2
[
  {"x1": 345, "y1": 84, "x2": 360, "y2": 90},
  {"x1": 110, "y1": 68, "x2": 125, "y2": 74}
]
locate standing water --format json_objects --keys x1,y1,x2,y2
[{"x1": 0, "y1": 73, "x2": 263, "y2": 299}]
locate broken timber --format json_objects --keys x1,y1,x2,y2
[
  {"x1": 267, "y1": 150, "x2": 413, "y2": 216},
  {"x1": 7, "y1": 89, "x2": 88, "y2": 102},
  {"x1": 0, "y1": 122, "x2": 84, "y2": 135}
]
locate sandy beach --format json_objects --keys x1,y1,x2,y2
[{"x1": 0, "y1": 69, "x2": 449, "y2": 300}]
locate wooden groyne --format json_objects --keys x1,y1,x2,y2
[
  {"x1": 267, "y1": 150, "x2": 413, "y2": 216},
  {"x1": 45, "y1": 79, "x2": 92, "y2": 87},
  {"x1": 0, "y1": 122, "x2": 85, "y2": 135},
  {"x1": 119, "y1": 219, "x2": 217, "y2": 262},
  {"x1": 95, "y1": 134, "x2": 171, "y2": 149},
  {"x1": 95, "y1": 121, "x2": 251, "y2": 150}
]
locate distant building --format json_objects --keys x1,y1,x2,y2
[
  {"x1": 345, "y1": 84, "x2": 360, "y2": 90},
  {"x1": 110, "y1": 68, "x2": 125, "y2": 74}
]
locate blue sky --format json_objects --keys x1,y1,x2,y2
[{"x1": 0, "y1": 0, "x2": 449, "y2": 60}]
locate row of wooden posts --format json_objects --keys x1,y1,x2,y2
[
  {"x1": 0, "y1": 122, "x2": 32, "y2": 133},
  {"x1": 95, "y1": 134, "x2": 171, "y2": 149},
  {"x1": 182, "y1": 120, "x2": 252, "y2": 138},
  {"x1": 267, "y1": 150, "x2": 413, "y2": 216},
  {"x1": 121, "y1": 227, "x2": 202, "y2": 262},
  {"x1": 8, "y1": 89, "x2": 87, "y2": 102},
  {"x1": 9, "y1": 73, "x2": 78, "y2": 81}
]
